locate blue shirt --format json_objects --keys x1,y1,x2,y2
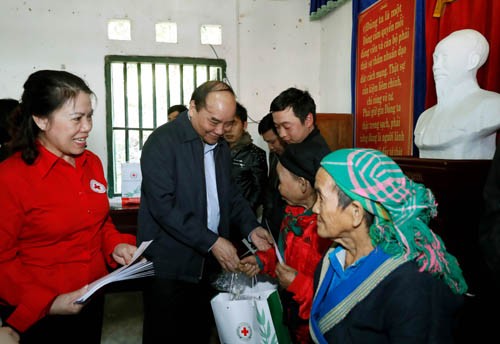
[{"x1": 204, "y1": 142, "x2": 220, "y2": 233}]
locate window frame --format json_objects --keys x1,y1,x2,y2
[{"x1": 104, "y1": 55, "x2": 227, "y2": 197}]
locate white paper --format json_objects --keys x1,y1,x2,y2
[
  {"x1": 274, "y1": 243, "x2": 284, "y2": 264},
  {"x1": 74, "y1": 240, "x2": 154, "y2": 304},
  {"x1": 263, "y1": 219, "x2": 284, "y2": 264}
]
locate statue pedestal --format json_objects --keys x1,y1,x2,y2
[{"x1": 392, "y1": 157, "x2": 495, "y2": 342}]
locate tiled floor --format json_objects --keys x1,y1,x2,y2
[{"x1": 101, "y1": 291, "x2": 143, "y2": 344}]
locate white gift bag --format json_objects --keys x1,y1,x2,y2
[{"x1": 211, "y1": 281, "x2": 292, "y2": 344}]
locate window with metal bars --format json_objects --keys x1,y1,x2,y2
[{"x1": 105, "y1": 55, "x2": 227, "y2": 196}]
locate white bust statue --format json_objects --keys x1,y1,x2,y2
[{"x1": 414, "y1": 29, "x2": 500, "y2": 159}]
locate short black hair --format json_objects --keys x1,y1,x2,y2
[
  {"x1": 167, "y1": 104, "x2": 188, "y2": 115},
  {"x1": 270, "y1": 87, "x2": 316, "y2": 124},
  {"x1": 258, "y1": 112, "x2": 277, "y2": 135},
  {"x1": 235, "y1": 102, "x2": 248, "y2": 123}
]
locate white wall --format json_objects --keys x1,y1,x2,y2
[
  {"x1": 0, "y1": 0, "x2": 240, "y2": 167},
  {"x1": 0, "y1": 0, "x2": 352, "y2": 170},
  {"x1": 319, "y1": 1, "x2": 353, "y2": 114},
  {"x1": 237, "y1": 0, "x2": 321, "y2": 148}
]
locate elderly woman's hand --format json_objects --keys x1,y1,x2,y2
[
  {"x1": 0, "y1": 326, "x2": 20, "y2": 344},
  {"x1": 238, "y1": 255, "x2": 260, "y2": 277},
  {"x1": 275, "y1": 263, "x2": 297, "y2": 289}
]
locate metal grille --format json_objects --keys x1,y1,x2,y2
[{"x1": 105, "y1": 55, "x2": 226, "y2": 196}]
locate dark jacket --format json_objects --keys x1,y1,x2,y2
[
  {"x1": 262, "y1": 127, "x2": 329, "y2": 241},
  {"x1": 479, "y1": 142, "x2": 500, "y2": 286},
  {"x1": 303, "y1": 127, "x2": 331, "y2": 157},
  {"x1": 262, "y1": 151, "x2": 285, "y2": 241},
  {"x1": 137, "y1": 111, "x2": 260, "y2": 282},
  {"x1": 229, "y1": 132, "x2": 268, "y2": 214},
  {"x1": 312, "y1": 260, "x2": 464, "y2": 343}
]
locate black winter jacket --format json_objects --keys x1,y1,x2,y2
[{"x1": 229, "y1": 132, "x2": 268, "y2": 214}]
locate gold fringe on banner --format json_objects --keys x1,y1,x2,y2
[{"x1": 433, "y1": 0, "x2": 456, "y2": 18}]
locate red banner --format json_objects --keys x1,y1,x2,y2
[{"x1": 355, "y1": 0, "x2": 416, "y2": 156}]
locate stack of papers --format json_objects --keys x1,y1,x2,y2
[{"x1": 75, "y1": 240, "x2": 154, "y2": 304}]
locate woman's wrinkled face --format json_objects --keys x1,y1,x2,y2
[
  {"x1": 34, "y1": 91, "x2": 93, "y2": 165},
  {"x1": 276, "y1": 161, "x2": 303, "y2": 206},
  {"x1": 312, "y1": 168, "x2": 351, "y2": 240}
]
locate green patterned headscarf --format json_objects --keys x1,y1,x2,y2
[{"x1": 320, "y1": 148, "x2": 467, "y2": 294}]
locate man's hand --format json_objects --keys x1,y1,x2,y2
[
  {"x1": 249, "y1": 227, "x2": 273, "y2": 251},
  {"x1": 211, "y1": 237, "x2": 239, "y2": 272},
  {"x1": 238, "y1": 255, "x2": 260, "y2": 277}
]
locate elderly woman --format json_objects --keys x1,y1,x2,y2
[
  {"x1": 310, "y1": 148, "x2": 467, "y2": 343},
  {"x1": 240, "y1": 140, "x2": 330, "y2": 343}
]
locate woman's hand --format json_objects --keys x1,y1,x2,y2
[
  {"x1": 0, "y1": 326, "x2": 20, "y2": 344},
  {"x1": 275, "y1": 263, "x2": 297, "y2": 289},
  {"x1": 112, "y1": 243, "x2": 137, "y2": 265},
  {"x1": 49, "y1": 285, "x2": 88, "y2": 315},
  {"x1": 238, "y1": 255, "x2": 260, "y2": 277}
]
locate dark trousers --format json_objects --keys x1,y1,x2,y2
[
  {"x1": 142, "y1": 275, "x2": 218, "y2": 343},
  {"x1": 1, "y1": 295, "x2": 104, "y2": 344}
]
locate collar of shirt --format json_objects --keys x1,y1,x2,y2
[
  {"x1": 329, "y1": 245, "x2": 370, "y2": 279},
  {"x1": 204, "y1": 142, "x2": 217, "y2": 153},
  {"x1": 34, "y1": 141, "x2": 88, "y2": 179}
]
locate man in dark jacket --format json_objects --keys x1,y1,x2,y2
[
  {"x1": 258, "y1": 112, "x2": 286, "y2": 241},
  {"x1": 270, "y1": 87, "x2": 331, "y2": 154},
  {"x1": 137, "y1": 81, "x2": 273, "y2": 344},
  {"x1": 224, "y1": 102, "x2": 268, "y2": 215}
]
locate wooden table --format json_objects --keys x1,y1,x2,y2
[{"x1": 110, "y1": 204, "x2": 139, "y2": 235}]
